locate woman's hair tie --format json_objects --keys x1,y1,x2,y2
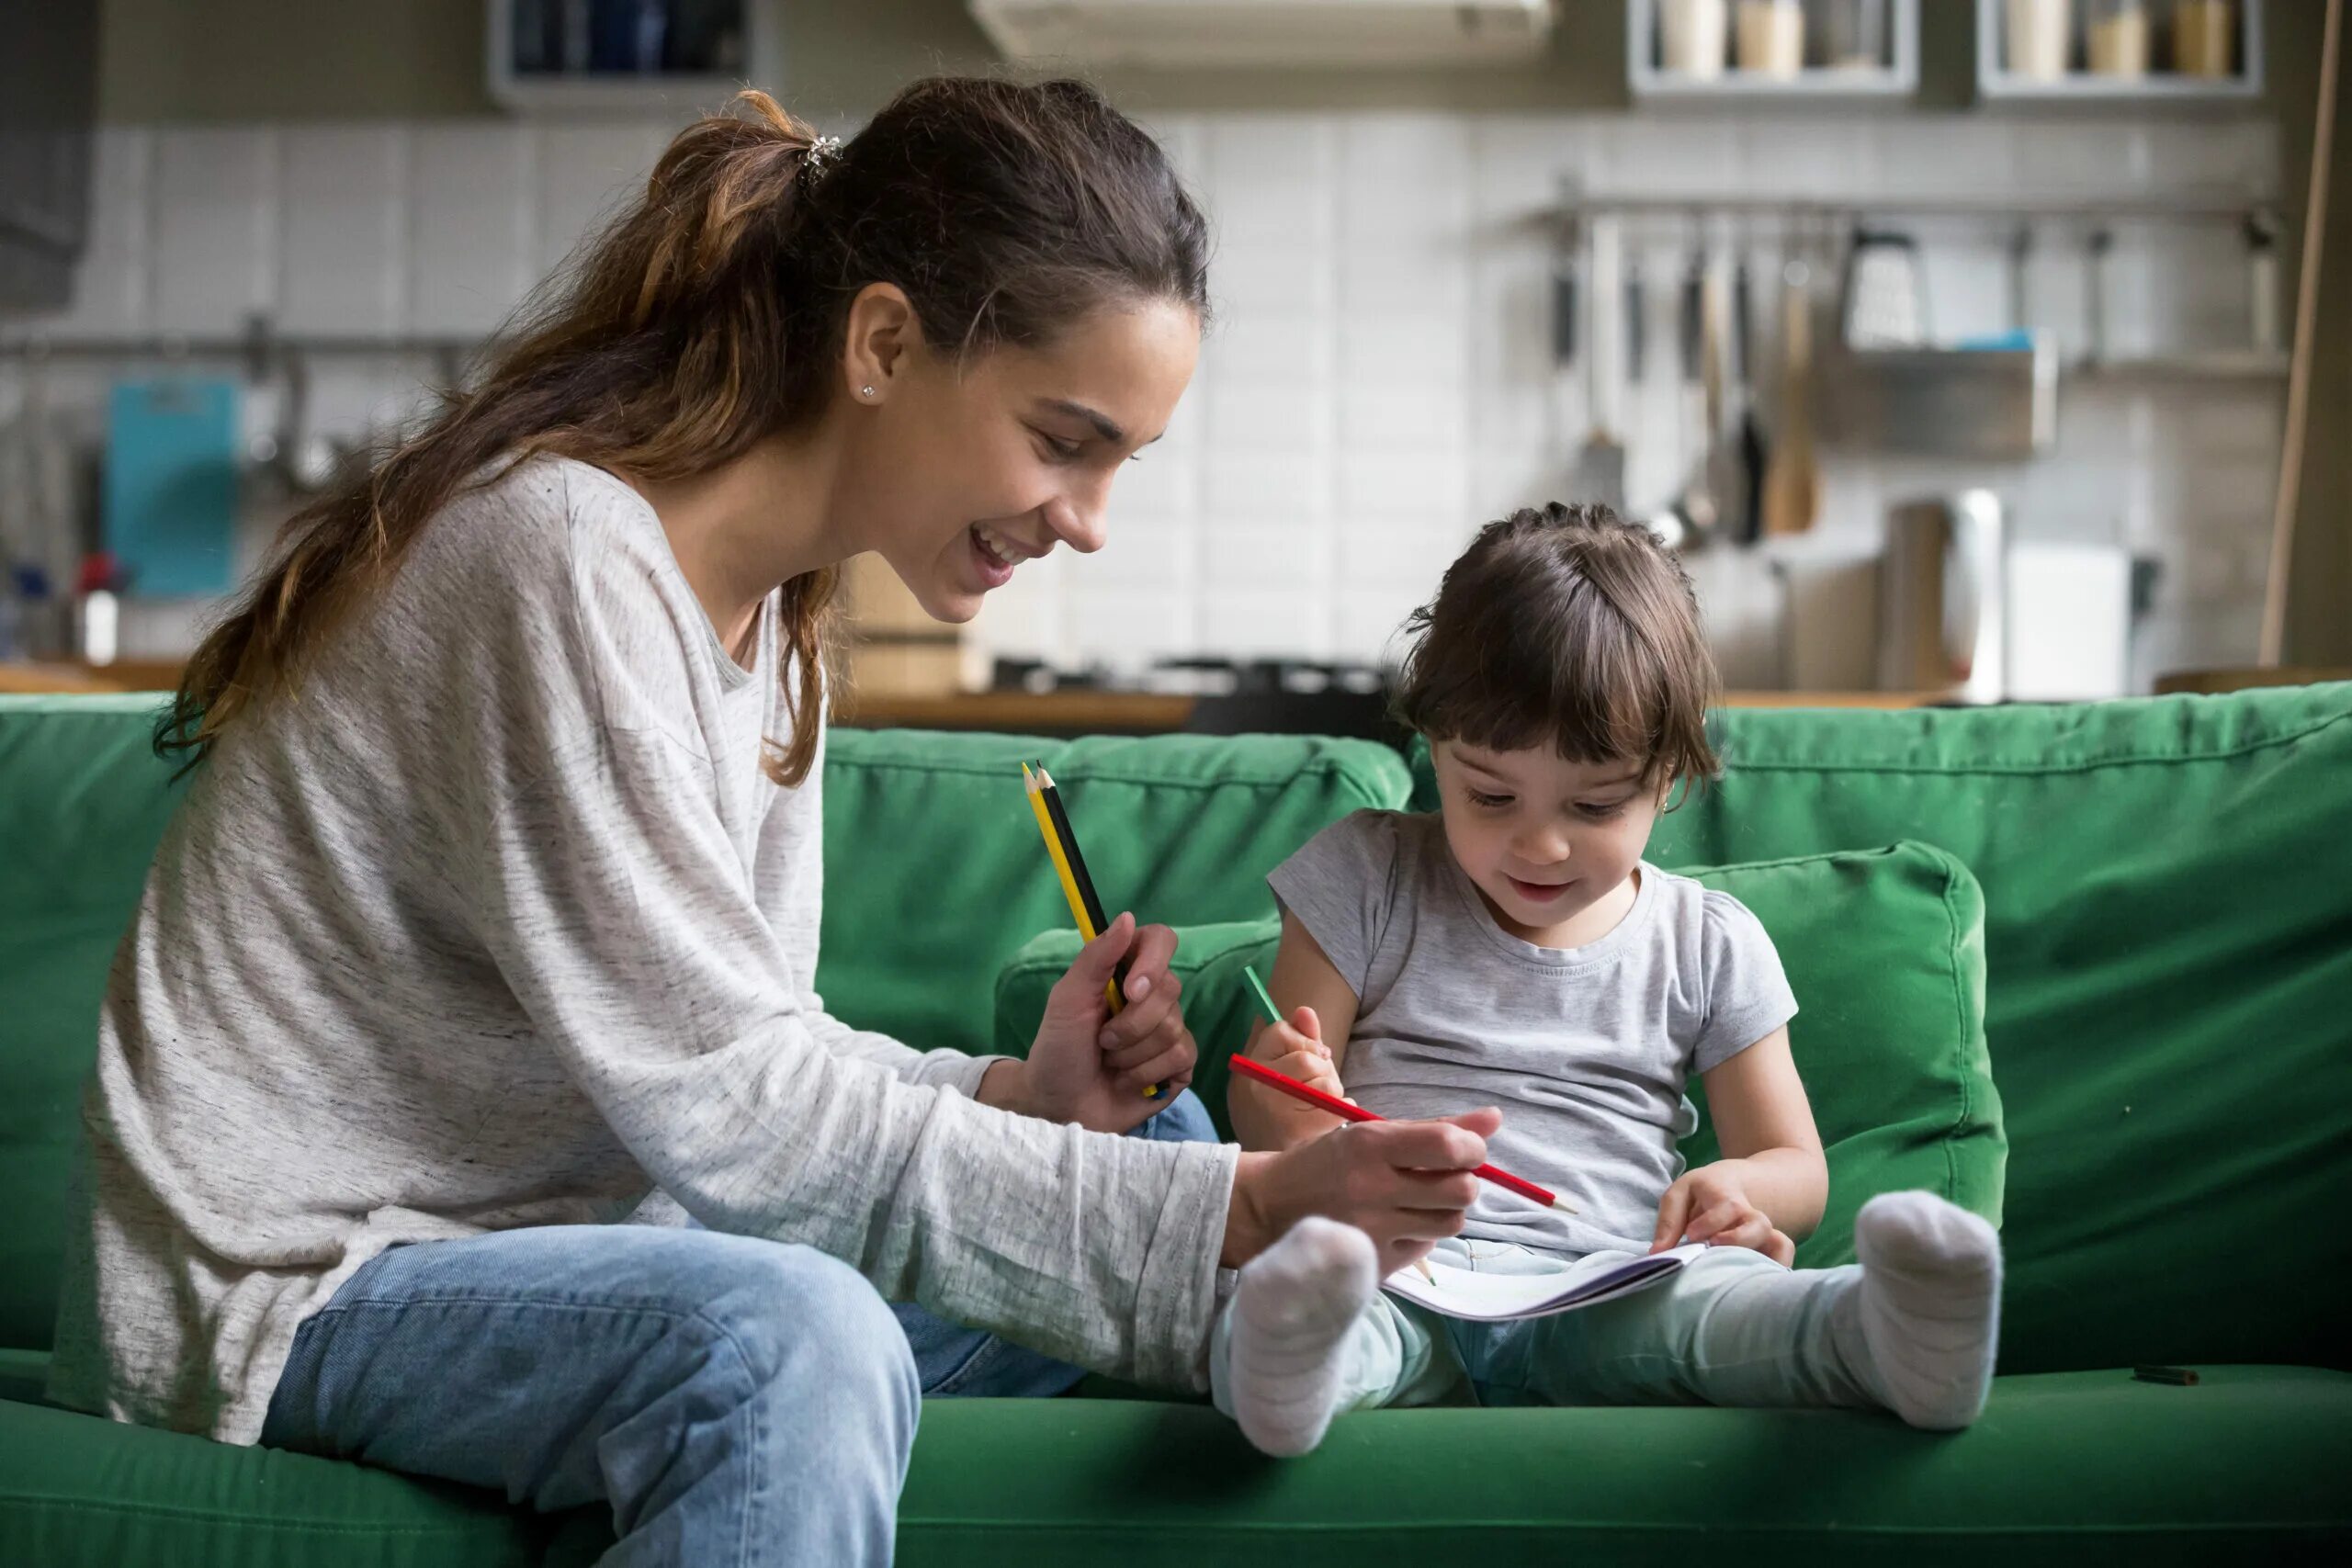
[{"x1": 798, "y1": 134, "x2": 843, "y2": 190}]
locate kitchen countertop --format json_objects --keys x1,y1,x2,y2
[
  {"x1": 13, "y1": 662, "x2": 1947, "y2": 727},
  {"x1": 827, "y1": 688, "x2": 1946, "y2": 732}
]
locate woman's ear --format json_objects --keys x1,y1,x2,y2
[{"x1": 842, "y1": 282, "x2": 919, "y2": 403}]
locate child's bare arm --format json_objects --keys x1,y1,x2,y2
[
  {"x1": 1227, "y1": 912, "x2": 1362, "y2": 1153},
  {"x1": 1650, "y1": 1027, "x2": 1828, "y2": 1258}
]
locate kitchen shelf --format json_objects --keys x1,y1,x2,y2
[
  {"x1": 1629, "y1": 0, "x2": 1919, "y2": 105},
  {"x1": 485, "y1": 0, "x2": 773, "y2": 115},
  {"x1": 1976, "y1": 0, "x2": 2264, "y2": 105},
  {"x1": 2068, "y1": 350, "x2": 2290, "y2": 380}
]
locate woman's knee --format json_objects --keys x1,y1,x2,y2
[{"x1": 690, "y1": 1241, "x2": 920, "y2": 1416}]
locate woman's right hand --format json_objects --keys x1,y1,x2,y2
[{"x1": 1221, "y1": 1108, "x2": 1502, "y2": 1277}]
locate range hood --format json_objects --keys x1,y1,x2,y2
[{"x1": 968, "y1": 0, "x2": 1557, "y2": 69}]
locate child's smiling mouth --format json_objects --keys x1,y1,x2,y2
[{"x1": 1506, "y1": 874, "x2": 1574, "y2": 903}]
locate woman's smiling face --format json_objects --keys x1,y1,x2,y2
[{"x1": 846, "y1": 294, "x2": 1200, "y2": 624}]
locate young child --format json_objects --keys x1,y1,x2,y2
[{"x1": 1215, "y1": 502, "x2": 2002, "y2": 1455}]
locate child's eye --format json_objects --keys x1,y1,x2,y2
[
  {"x1": 1577, "y1": 801, "x2": 1631, "y2": 821},
  {"x1": 1464, "y1": 789, "x2": 1513, "y2": 810},
  {"x1": 1035, "y1": 432, "x2": 1084, "y2": 462}
]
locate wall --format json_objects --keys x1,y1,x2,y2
[{"x1": 17, "y1": 99, "x2": 2281, "y2": 690}]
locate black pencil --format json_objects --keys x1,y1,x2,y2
[
  {"x1": 1033, "y1": 762, "x2": 1158, "y2": 1098},
  {"x1": 1034, "y1": 764, "x2": 1110, "y2": 934}
]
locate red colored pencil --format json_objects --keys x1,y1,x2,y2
[{"x1": 1228, "y1": 1053, "x2": 1577, "y2": 1213}]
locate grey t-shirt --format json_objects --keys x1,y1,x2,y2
[
  {"x1": 1269, "y1": 809, "x2": 1797, "y2": 1258},
  {"x1": 48, "y1": 455, "x2": 1235, "y2": 1445}
]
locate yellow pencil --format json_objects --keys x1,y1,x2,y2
[{"x1": 1022, "y1": 762, "x2": 1162, "y2": 1099}]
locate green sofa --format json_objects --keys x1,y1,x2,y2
[{"x1": 3, "y1": 687, "x2": 2348, "y2": 1564}]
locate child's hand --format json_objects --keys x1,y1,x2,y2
[
  {"x1": 1650, "y1": 1162, "x2": 1797, "y2": 1266},
  {"x1": 1247, "y1": 1005, "x2": 1348, "y2": 1102}
]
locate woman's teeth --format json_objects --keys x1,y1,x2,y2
[{"x1": 974, "y1": 525, "x2": 1020, "y2": 569}]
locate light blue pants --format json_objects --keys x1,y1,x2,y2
[
  {"x1": 1214, "y1": 1235, "x2": 1881, "y2": 1415},
  {"x1": 261, "y1": 1089, "x2": 1219, "y2": 1565},
  {"x1": 260, "y1": 1224, "x2": 918, "y2": 1567}
]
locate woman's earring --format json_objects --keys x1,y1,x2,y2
[{"x1": 860, "y1": 385, "x2": 877, "y2": 400}]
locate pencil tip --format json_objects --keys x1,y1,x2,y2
[{"x1": 1553, "y1": 1198, "x2": 1578, "y2": 1213}]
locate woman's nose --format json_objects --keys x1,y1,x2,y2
[{"x1": 1046, "y1": 480, "x2": 1111, "y2": 555}]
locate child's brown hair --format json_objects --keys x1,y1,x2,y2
[{"x1": 1391, "y1": 502, "x2": 1721, "y2": 792}]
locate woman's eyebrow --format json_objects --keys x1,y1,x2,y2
[
  {"x1": 1038, "y1": 398, "x2": 1168, "y2": 448},
  {"x1": 1041, "y1": 399, "x2": 1125, "y2": 444}
]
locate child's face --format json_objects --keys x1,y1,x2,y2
[{"x1": 1430, "y1": 739, "x2": 1666, "y2": 943}]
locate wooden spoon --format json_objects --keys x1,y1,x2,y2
[{"x1": 1761, "y1": 259, "x2": 1820, "y2": 536}]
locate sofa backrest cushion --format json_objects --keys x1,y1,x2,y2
[
  {"x1": 996, "y1": 840, "x2": 2002, "y2": 1276},
  {"x1": 1409, "y1": 685, "x2": 2352, "y2": 1373}
]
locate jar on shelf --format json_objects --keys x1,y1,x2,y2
[
  {"x1": 1660, "y1": 0, "x2": 1730, "y2": 77},
  {"x1": 2086, "y1": 0, "x2": 2151, "y2": 76},
  {"x1": 2006, "y1": 0, "x2": 2074, "y2": 80},
  {"x1": 1736, "y1": 0, "x2": 1806, "y2": 76},
  {"x1": 1812, "y1": 0, "x2": 1888, "y2": 69},
  {"x1": 2173, "y1": 0, "x2": 2236, "y2": 78}
]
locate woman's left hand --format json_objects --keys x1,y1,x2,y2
[
  {"x1": 1650, "y1": 1161, "x2": 1797, "y2": 1266},
  {"x1": 1018, "y1": 912, "x2": 1198, "y2": 1134}
]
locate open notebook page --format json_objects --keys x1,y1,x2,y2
[{"x1": 1382, "y1": 1243, "x2": 1712, "y2": 1323}]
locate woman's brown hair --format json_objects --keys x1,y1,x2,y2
[
  {"x1": 162, "y1": 77, "x2": 1210, "y2": 784},
  {"x1": 1391, "y1": 502, "x2": 1721, "y2": 795}
]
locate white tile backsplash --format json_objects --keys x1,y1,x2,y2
[
  {"x1": 13, "y1": 106, "x2": 2286, "y2": 692},
  {"x1": 280, "y1": 127, "x2": 408, "y2": 335},
  {"x1": 533, "y1": 122, "x2": 670, "y2": 277},
  {"x1": 409, "y1": 126, "x2": 539, "y2": 334},
  {"x1": 53, "y1": 129, "x2": 152, "y2": 337},
  {"x1": 151, "y1": 130, "x2": 278, "y2": 333}
]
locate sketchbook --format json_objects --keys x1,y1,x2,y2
[{"x1": 1381, "y1": 1243, "x2": 1710, "y2": 1322}]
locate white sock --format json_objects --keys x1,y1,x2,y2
[
  {"x1": 1849, "y1": 1190, "x2": 2004, "y2": 1430},
  {"x1": 1222, "y1": 1216, "x2": 1381, "y2": 1456}
]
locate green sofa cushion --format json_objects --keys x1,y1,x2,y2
[
  {"x1": 998, "y1": 840, "x2": 2000, "y2": 1268},
  {"x1": 0, "y1": 1393, "x2": 556, "y2": 1568},
  {"x1": 1431, "y1": 684, "x2": 2352, "y2": 1377},
  {"x1": 12, "y1": 1370, "x2": 2346, "y2": 1567},
  {"x1": 820, "y1": 729, "x2": 1412, "y2": 1056},
  {"x1": 891, "y1": 1369, "x2": 2352, "y2": 1568},
  {"x1": 0, "y1": 696, "x2": 192, "y2": 1351}
]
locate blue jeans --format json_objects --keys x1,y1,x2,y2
[
  {"x1": 259, "y1": 1089, "x2": 1217, "y2": 1564},
  {"x1": 894, "y1": 1088, "x2": 1219, "y2": 1397},
  {"x1": 260, "y1": 1224, "x2": 918, "y2": 1566}
]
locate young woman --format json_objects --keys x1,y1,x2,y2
[{"x1": 48, "y1": 78, "x2": 1501, "y2": 1566}]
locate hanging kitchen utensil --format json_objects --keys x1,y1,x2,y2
[
  {"x1": 1840, "y1": 226, "x2": 1926, "y2": 349},
  {"x1": 1551, "y1": 220, "x2": 1580, "y2": 370},
  {"x1": 1660, "y1": 239, "x2": 1716, "y2": 549},
  {"x1": 1700, "y1": 254, "x2": 1739, "y2": 547},
  {"x1": 1626, "y1": 254, "x2": 1648, "y2": 388},
  {"x1": 1570, "y1": 220, "x2": 1627, "y2": 513},
  {"x1": 1760, "y1": 253, "x2": 1821, "y2": 536},
  {"x1": 1732, "y1": 243, "x2": 1767, "y2": 546},
  {"x1": 2085, "y1": 225, "x2": 2114, "y2": 366}
]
